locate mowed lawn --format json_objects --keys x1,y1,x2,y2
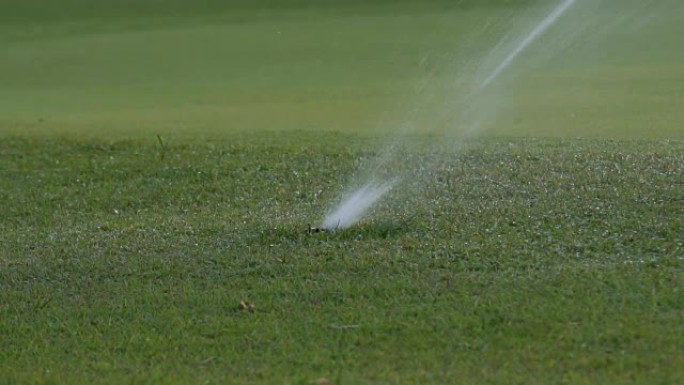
[
  {"x1": 2, "y1": 136, "x2": 683, "y2": 384},
  {"x1": 1, "y1": 0, "x2": 683, "y2": 139},
  {"x1": 1, "y1": 1, "x2": 684, "y2": 384}
]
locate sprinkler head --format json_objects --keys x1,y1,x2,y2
[{"x1": 307, "y1": 225, "x2": 328, "y2": 234}]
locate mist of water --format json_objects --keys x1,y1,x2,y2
[
  {"x1": 322, "y1": 179, "x2": 398, "y2": 230},
  {"x1": 478, "y1": 0, "x2": 576, "y2": 90},
  {"x1": 321, "y1": 0, "x2": 578, "y2": 230}
]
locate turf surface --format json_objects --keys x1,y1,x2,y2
[
  {"x1": 1, "y1": 136, "x2": 683, "y2": 384},
  {"x1": 1, "y1": 1, "x2": 683, "y2": 384}
]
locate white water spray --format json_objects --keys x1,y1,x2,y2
[
  {"x1": 323, "y1": 179, "x2": 397, "y2": 230},
  {"x1": 322, "y1": 0, "x2": 577, "y2": 230},
  {"x1": 479, "y1": 0, "x2": 576, "y2": 89}
]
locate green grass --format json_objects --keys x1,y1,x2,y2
[
  {"x1": 1, "y1": 135, "x2": 683, "y2": 384},
  {"x1": 1, "y1": 0, "x2": 684, "y2": 383},
  {"x1": 1, "y1": 0, "x2": 683, "y2": 140}
]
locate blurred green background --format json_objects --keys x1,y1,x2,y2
[{"x1": 1, "y1": 0, "x2": 682, "y2": 140}]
